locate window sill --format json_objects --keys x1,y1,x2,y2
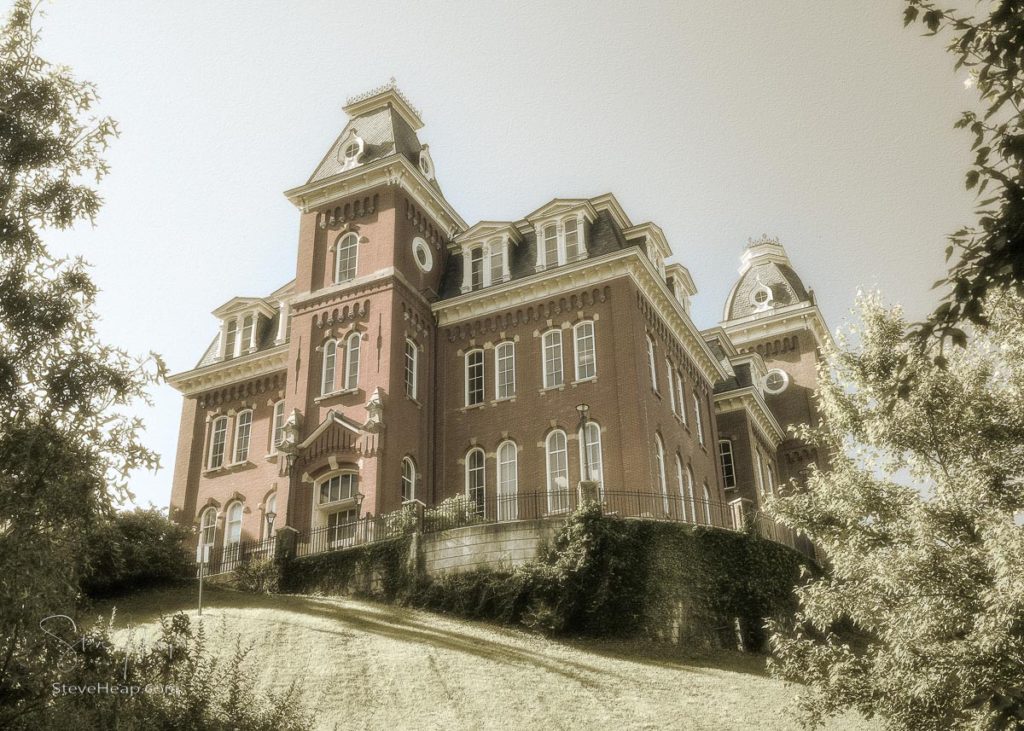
[
  {"x1": 492, "y1": 395, "x2": 517, "y2": 404},
  {"x1": 316, "y1": 496, "x2": 361, "y2": 511},
  {"x1": 315, "y1": 387, "x2": 360, "y2": 403},
  {"x1": 539, "y1": 384, "x2": 566, "y2": 394},
  {"x1": 571, "y1": 376, "x2": 597, "y2": 386},
  {"x1": 202, "y1": 460, "x2": 255, "y2": 477},
  {"x1": 264, "y1": 452, "x2": 281, "y2": 463},
  {"x1": 407, "y1": 396, "x2": 422, "y2": 409},
  {"x1": 462, "y1": 402, "x2": 486, "y2": 412}
]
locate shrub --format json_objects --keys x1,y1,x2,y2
[
  {"x1": 235, "y1": 558, "x2": 280, "y2": 594},
  {"x1": 422, "y1": 493, "x2": 483, "y2": 532},
  {"x1": 80, "y1": 508, "x2": 192, "y2": 598}
]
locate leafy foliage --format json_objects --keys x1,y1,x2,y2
[
  {"x1": 0, "y1": 1, "x2": 162, "y2": 723},
  {"x1": 19, "y1": 611, "x2": 310, "y2": 731},
  {"x1": 280, "y1": 536, "x2": 414, "y2": 601},
  {"x1": 235, "y1": 558, "x2": 281, "y2": 595},
  {"x1": 80, "y1": 508, "x2": 192, "y2": 598},
  {"x1": 902, "y1": 1, "x2": 1024, "y2": 357},
  {"x1": 768, "y1": 292, "x2": 1024, "y2": 729}
]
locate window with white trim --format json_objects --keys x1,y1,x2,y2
[
  {"x1": 685, "y1": 465, "x2": 697, "y2": 521},
  {"x1": 573, "y1": 321, "x2": 596, "y2": 381},
  {"x1": 578, "y1": 421, "x2": 604, "y2": 494},
  {"x1": 271, "y1": 400, "x2": 286, "y2": 452},
  {"x1": 666, "y1": 363, "x2": 676, "y2": 415},
  {"x1": 225, "y1": 501, "x2": 243, "y2": 545},
  {"x1": 719, "y1": 440, "x2": 736, "y2": 488},
  {"x1": 199, "y1": 507, "x2": 217, "y2": 551},
  {"x1": 345, "y1": 332, "x2": 360, "y2": 390},
  {"x1": 542, "y1": 329, "x2": 564, "y2": 388},
  {"x1": 766, "y1": 462, "x2": 776, "y2": 496},
  {"x1": 208, "y1": 416, "x2": 228, "y2": 469},
  {"x1": 702, "y1": 482, "x2": 712, "y2": 524},
  {"x1": 335, "y1": 232, "x2": 359, "y2": 283},
  {"x1": 240, "y1": 315, "x2": 254, "y2": 354},
  {"x1": 675, "y1": 454, "x2": 686, "y2": 519},
  {"x1": 470, "y1": 247, "x2": 484, "y2": 291},
  {"x1": 401, "y1": 457, "x2": 416, "y2": 502},
  {"x1": 646, "y1": 334, "x2": 658, "y2": 392},
  {"x1": 495, "y1": 341, "x2": 515, "y2": 399},
  {"x1": 497, "y1": 440, "x2": 518, "y2": 521},
  {"x1": 546, "y1": 430, "x2": 569, "y2": 513},
  {"x1": 466, "y1": 447, "x2": 485, "y2": 516},
  {"x1": 536, "y1": 215, "x2": 586, "y2": 270},
  {"x1": 693, "y1": 392, "x2": 705, "y2": 446},
  {"x1": 322, "y1": 340, "x2": 337, "y2": 395},
  {"x1": 543, "y1": 224, "x2": 559, "y2": 268},
  {"x1": 327, "y1": 508, "x2": 359, "y2": 544},
  {"x1": 755, "y1": 451, "x2": 766, "y2": 497},
  {"x1": 405, "y1": 339, "x2": 418, "y2": 400},
  {"x1": 319, "y1": 472, "x2": 358, "y2": 505},
  {"x1": 676, "y1": 370, "x2": 687, "y2": 425},
  {"x1": 564, "y1": 217, "x2": 580, "y2": 259},
  {"x1": 224, "y1": 319, "x2": 238, "y2": 360},
  {"x1": 461, "y1": 240, "x2": 507, "y2": 292},
  {"x1": 465, "y1": 349, "x2": 484, "y2": 406},
  {"x1": 489, "y1": 242, "x2": 503, "y2": 284},
  {"x1": 233, "y1": 409, "x2": 252, "y2": 463},
  {"x1": 654, "y1": 434, "x2": 668, "y2": 514}
]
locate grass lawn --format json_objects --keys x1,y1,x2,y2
[{"x1": 92, "y1": 586, "x2": 875, "y2": 731}]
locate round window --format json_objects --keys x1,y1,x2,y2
[
  {"x1": 344, "y1": 142, "x2": 360, "y2": 160},
  {"x1": 764, "y1": 369, "x2": 789, "y2": 395},
  {"x1": 412, "y1": 237, "x2": 433, "y2": 273},
  {"x1": 753, "y1": 289, "x2": 769, "y2": 304}
]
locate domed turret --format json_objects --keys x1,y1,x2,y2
[{"x1": 722, "y1": 235, "x2": 812, "y2": 323}]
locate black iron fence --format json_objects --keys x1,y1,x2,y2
[
  {"x1": 196, "y1": 488, "x2": 816, "y2": 571},
  {"x1": 198, "y1": 535, "x2": 276, "y2": 576}
]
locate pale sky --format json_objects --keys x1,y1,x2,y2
[{"x1": 32, "y1": 1, "x2": 975, "y2": 510}]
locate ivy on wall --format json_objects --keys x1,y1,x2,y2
[{"x1": 279, "y1": 535, "x2": 414, "y2": 601}]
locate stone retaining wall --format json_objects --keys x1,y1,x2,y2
[{"x1": 421, "y1": 519, "x2": 563, "y2": 575}]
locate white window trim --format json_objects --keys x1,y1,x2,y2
[
  {"x1": 702, "y1": 483, "x2": 712, "y2": 524},
  {"x1": 693, "y1": 392, "x2": 705, "y2": 446},
  {"x1": 542, "y1": 329, "x2": 564, "y2": 389},
  {"x1": 460, "y1": 237, "x2": 510, "y2": 293},
  {"x1": 225, "y1": 501, "x2": 243, "y2": 546},
  {"x1": 719, "y1": 439, "x2": 736, "y2": 489},
  {"x1": 676, "y1": 370, "x2": 687, "y2": 425},
  {"x1": 401, "y1": 456, "x2": 416, "y2": 502},
  {"x1": 646, "y1": 334, "x2": 658, "y2": 392},
  {"x1": 465, "y1": 349, "x2": 485, "y2": 406},
  {"x1": 345, "y1": 332, "x2": 361, "y2": 391},
  {"x1": 271, "y1": 400, "x2": 286, "y2": 453},
  {"x1": 573, "y1": 320, "x2": 597, "y2": 382},
  {"x1": 675, "y1": 454, "x2": 686, "y2": 518},
  {"x1": 315, "y1": 470, "x2": 360, "y2": 513},
  {"x1": 495, "y1": 341, "x2": 516, "y2": 400},
  {"x1": 654, "y1": 434, "x2": 668, "y2": 513},
  {"x1": 577, "y1": 421, "x2": 604, "y2": 495},
  {"x1": 321, "y1": 339, "x2": 337, "y2": 396},
  {"x1": 666, "y1": 362, "x2": 676, "y2": 414},
  {"x1": 199, "y1": 507, "x2": 217, "y2": 549},
  {"x1": 465, "y1": 447, "x2": 486, "y2": 515},
  {"x1": 208, "y1": 415, "x2": 228, "y2": 469},
  {"x1": 545, "y1": 429, "x2": 570, "y2": 513},
  {"x1": 533, "y1": 213, "x2": 587, "y2": 271},
  {"x1": 232, "y1": 409, "x2": 253, "y2": 464},
  {"x1": 497, "y1": 440, "x2": 518, "y2": 521},
  {"x1": 334, "y1": 232, "x2": 359, "y2": 284},
  {"x1": 405, "y1": 339, "x2": 419, "y2": 400}
]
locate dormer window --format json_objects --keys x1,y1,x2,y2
[
  {"x1": 223, "y1": 319, "x2": 238, "y2": 360},
  {"x1": 751, "y1": 280, "x2": 774, "y2": 311},
  {"x1": 534, "y1": 214, "x2": 587, "y2": 271},
  {"x1": 337, "y1": 130, "x2": 364, "y2": 172},
  {"x1": 460, "y1": 238, "x2": 510, "y2": 293},
  {"x1": 418, "y1": 146, "x2": 435, "y2": 181}
]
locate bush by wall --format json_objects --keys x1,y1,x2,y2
[
  {"x1": 80, "y1": 508, "x2": 192, "y2": 598},
  {"x1": 279, "y1": 535, "x2": 414, "y2": 601}
]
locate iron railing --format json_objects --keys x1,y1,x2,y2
[
  {"x1": 296, "y1": 509, "x2": 418, "y2": 557},
  {"x1": 198, "y1": 535, "x2": 276, "y2": 576}
]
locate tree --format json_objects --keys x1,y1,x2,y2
[
  {"x1": 767, "y1": 292, "x2": 1024, "y2": 730},
  {"x1": 901, "y1": 1, "x2": 1024, "y2": 358},
  {"x1": 0, "y1": 1, "x2": 162, "y2": 724}
]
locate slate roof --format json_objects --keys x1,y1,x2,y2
[
  {"x1": 437, "y1": 209, "x2": 634, "y2": 300},
  {"x1": 724, "y1": 257, "x2": 811, "y2": 321},
  {"x1": 194, "y1": 310, "x2": 282, "y2": 369}
]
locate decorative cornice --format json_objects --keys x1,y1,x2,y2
[
  {"x1": 622, "y1": 222, "x2": 672, "y2": 259},
  {"x1": 722, "y1": 304, "x2": 835, "y2": 351},
  {"x1": 283, "y1": 155, "x2": 467, "y2": 238},
  {"x1": 713, "y1": 386, "x2": 786, "y2": 446},
  {"x1": 168, "y1": 345, "x2": 288, "y2": 396},
  {"x1": 432, "y1": 248, "x2": 728, "y2": 384},
  {"x1": 343, "y1": 80, "x2": 424, "y2": 130}
]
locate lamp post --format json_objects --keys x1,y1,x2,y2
[
  {"x1": 265, "y1": 510, "x2": 277, "y2": 540},
  {"x1": 576, "y1": 403, "x2": 591, "y2": 482}
]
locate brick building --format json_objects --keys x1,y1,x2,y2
[{"x1": 167, "y1": 83, "x2": 830, "y2": 558}]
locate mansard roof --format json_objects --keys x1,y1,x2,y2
[
  {"x1": 192, "y1": 280, "x2": 293, "y2": 369},
  {"x1": 722, "y1": 236, "x2": 812, "y2": 322}
]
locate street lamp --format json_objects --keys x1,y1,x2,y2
[
  {"x1": 265, "y1": 510, "x2": 277, "y2": 538},
  {"x1": 576, "y1": 403, "x2": 591, "y2": 481}
]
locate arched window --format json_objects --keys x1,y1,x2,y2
[
  {"x1": 693, "y1": 392, "x2": 705, "y2": 446},
  {"x1": 578, "y1": 421, "x2": 604, "y2": 494},
  {"x1": 470, "y1": 247, "x2": 484, "y2": 290},
  {"x1": 263, "y1": 493, "x2": 277, "y2": 540},
  {"x1": 573, "y1": 321, "x2": 596, "y2": 381},
  {"x1": 465, "y1": 448, "x2": 485, "y2": 516},
  {"x1": 404, "y1": 339, "x2": 417, "y2": 399},
  {"x1": 233, "y1": 409, "x2": 252, "y2": 463},
  {"x1": 543, "y1": 224, "x2": 559, "y2": 267},
  {"x1": 495, "y1": 341, "x2": 515, "y2": 399},
  {"x1": 225, "y1": 501, "x2": 243, "y2": 545},
  {"x1": 542, "y1": 329, "x2": 563, "y2": 388},
  {"x1": 497, "y1": 440, "x2": 518, "y2": 521},
  {"x1": 666, "y1": 363, "x2": 676, "y2": 415},
  {"x1": 719, "y1": 440, "x2": 736, "y2": 488},
  {"x1": 646, "y1": 334, "x2": 658, "y2": 391},
  {"x1": 702, "y1": 482, "x2": 712, "y2": 525},
  {"x1": 199, "y1": 507, "x2": 217, "y2": 552},
  {"x1": 345, "y1": 332, "x2": 361, "y2": 390},
  {"x1": 675, "y1": 454, "x2": 686, "y2": 520},
  {"x1": 686, "y1": 465, "x2": 697, "y2": 522},
  {"x1": 676, "y1": 370, "x2": 687, "y2": 425},
  {"x1": 564, "y1": 217, "x2": 580, "y2": 259},
  {"x1": 401, "y1": 457, "x2": 416, "y2": 502},
  {"x1": 755, "y1": 451, "x2": 766, "y2": 497},
  {"x1": 545, "y1": 430, "x2": 569, "y2": 513},
  {"x1": 271, "y1": 400, "x2": 286, "y2": 452},
  {"x1": 654, "y1": 434, "x2": 669, "y2": 514},
  {"x1": 465, "y1": 349, "x2": 484, "y2": 406},
  {"x1": 321, "y1": 340, "x2": 337, "y2": 395},
  {"x1": 208, "y1": 416, "x2": 228, "y2": 469},
  {"x1": 335, "y1": 232, "x2": 359, "y2": 283},
  {"x1": 318, "y1": 472, "x2": 359, "y2": 505}
]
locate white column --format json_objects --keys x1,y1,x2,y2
[
  {"x1": 576, "y1": 213, "x2": 586, "y2": 259},
  {"x1": 501, "y1": 234, "x2": 511, "y2": 281},
  {"x1": 460, "y1": 245, "x2": 472, "y2": 294},
  {"x1": 534, "y1": 224, "x2": 545, "y2": 271},
  {"x1": 275, "y1": 301, "x2": 288, "y2": 344},
  {"x1": 248, "y1": 310, "x2": 258, "y2": 351},
  {"x1": 219, "y1": 320, "x2": 229, "y2": 360}
]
